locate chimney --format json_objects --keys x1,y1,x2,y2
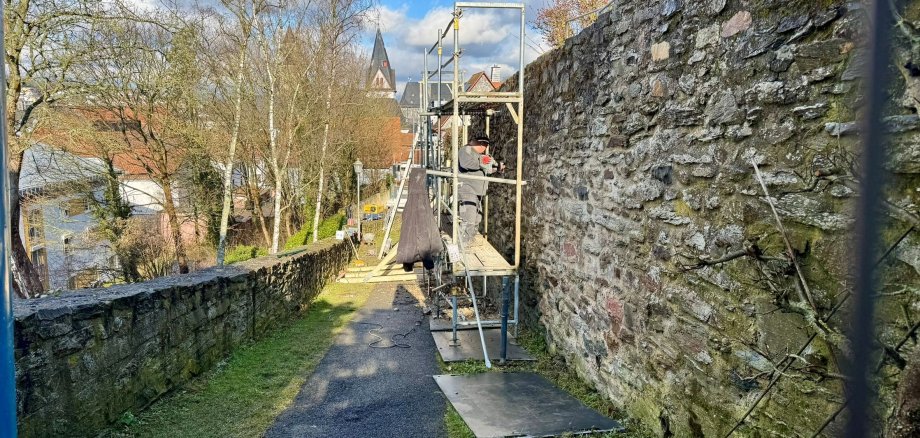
[{"x1": 489, "y1": 65, "x2": 501, "y2": 84}]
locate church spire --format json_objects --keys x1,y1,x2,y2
[{"x1": 367, "y1": 28, "x2": 396, "y2": 98}]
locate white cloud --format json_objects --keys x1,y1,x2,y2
[
  {"x1": 366, "y1": 4, "x2": 550, "y2": 97},
  {"x1": 122, "y1": 0, "x2": 160, "y2": 12}
]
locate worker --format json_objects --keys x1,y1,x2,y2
[{"x1": 458, "y1": 136, "x2": 504, "y2": 247}]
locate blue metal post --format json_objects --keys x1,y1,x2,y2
[
  {"x1": 450, "y1": 295, "x2": 459, "y2": 346},
  {"x1": 846, "y1": 0, "x2": 892, "y2": 436},
  {"x1": 0, "y1": 2, "x2": 19, "y2": 434},
  {"x1": 500, "y1": 276, "x2": 510, "y2": 364},
  {"x1": 513, "y1": 274, "x2": 520, "y2": 337}
]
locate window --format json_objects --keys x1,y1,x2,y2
[
  {"x1": 62, "y1": 235, "x2": 73, "y2": 257},
  {"x1": 26, "y1": 208, "x2": 44, "y2": 247},
  {"x1": 63, "y1": 198, "x2": 87, "y2": 217}
]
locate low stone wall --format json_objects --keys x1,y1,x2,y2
[
  {"x1": 13, "y1": 239, "x2": 350, "y2": 437},
  {"x1": 482, "y1": 0, "x2": 920, "y2": 436}
]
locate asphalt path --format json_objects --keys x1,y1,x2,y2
[{"x1": 266, "y1": 282, "x2": 446, "y2": 438}]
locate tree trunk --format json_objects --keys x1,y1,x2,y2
[
  {"x1": 271, "y1": 169, "x2": 283, "y2": 252},
  {"x1": 268, "y1": 68, "x2": 283, "y2": 254},
  {"x1": 244, "y1": 165, "x2": 271, "y2": 246},
  {"x1": 161, "y1": 180, "x2": 189, "y2": 274},
  {"x1": 311, "y1": 78, "x2": 335, "y2": 243},
  {"x1": 285, "y1": 207, "x2": 293, "y2": 239},
  {"x1": 216, "y1": 47, "x2": 247, "y2": 265},
  {"x1": 8, "y1": 150, "x2": 43, "y2": 298}
]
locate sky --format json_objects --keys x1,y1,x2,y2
[
  {"x1": 362, "y1": 0, "x2": 552, "y2": 97},
  {"x1": 124, "y1": 0, "x2": 553, "y2": 97}
]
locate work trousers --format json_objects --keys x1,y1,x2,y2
[{"x1": 458, "y1": 195, "x2": 481, "y2": 247}]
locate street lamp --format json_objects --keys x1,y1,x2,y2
[{"x1": 353, "y1": 159, "x2": 363, "y2": 241}]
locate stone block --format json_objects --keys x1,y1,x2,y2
[
  {"x1": 721, "y1": 11, "x2": 752, "y2": 38},
  {"x1": 651, "y1": 41, "x2": 671, "y2": 62}
]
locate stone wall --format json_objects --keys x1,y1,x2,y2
[
  {"x1": 13, "y1": 239, "x2": 350, "y2": 437},
  {"x1": 483, "y1": 0, "x2": 920, "y2": 436}
]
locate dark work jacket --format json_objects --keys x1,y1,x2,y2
[{"x1": 395, "y1": 168, "x2": 442, "y2": 270}]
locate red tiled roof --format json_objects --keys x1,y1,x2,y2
[
  {"x1": 33, "y1": 107, "x2": 191, "y2": 177},
  {"x1": 465, "y1": 71, "x2": 498, "y2": 92}
]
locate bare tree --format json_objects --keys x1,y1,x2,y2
[
  {"x1": 310, "y1": 0, "x2": 370, "y2": 242},
  {"x1": 535, "y1": 0, "x2": 607, "y2": 47},
  {"x1": 211, "y1": 0, "x2": 270, "y2": 265},
  {"x1": 253, "y1": 0, "x2": 326, "y2": 253},
  {"x1": 81, "y1": 14, "x2": 207, "y2": 274},
  {"x1": 3, "y1": 0, "x2": 137, "y2": 296}
]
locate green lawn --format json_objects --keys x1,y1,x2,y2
[
  {"x1": 102, "y1": 282, "x2": 372, "y2": 438},
  {"x1": 439, "y1": 328, "x2": 652, "y2": 438}
]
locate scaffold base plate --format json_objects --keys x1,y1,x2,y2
[
  {"x1": 433, "y1": 372, "x2": 624, "y2": 438},
  {"x1": 432, "y1": 329, "x2": 534, "y2": 362}
]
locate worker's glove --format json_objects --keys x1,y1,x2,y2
[{"x1": 480, "y1": 155, "x2": 493, "y2": 165}]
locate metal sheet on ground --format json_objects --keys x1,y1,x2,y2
[
  {"x1": 433, "y1": 373, "x2": 623, "y2": 438},
  {"x1": 431, "y1": 328, "x2": 534, "y2": 362}
]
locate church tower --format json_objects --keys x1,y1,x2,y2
[{"x1": 367, "y1": 29, "x2": 397, "y2": 99}]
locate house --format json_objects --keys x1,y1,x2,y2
[
  {"x1": 18, "y1": 144, "x2": 118, "y2": 290},
  {"x1": 431, "y1": 66, "x2": 503, "y2": 147},
  {"x1": 398, "y1": 82, "x2": 453, "y2": 132},
  {"x1": 464, "y1": 66, "x2": 502, "y2": 93}
]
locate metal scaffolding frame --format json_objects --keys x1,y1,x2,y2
[{"x1": 418, "y1": 1, "x2": 526, "y2": 367}]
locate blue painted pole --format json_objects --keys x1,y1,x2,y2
[
  {"x1": 500, "y1": 276, "x2": 510, "y2": 364},
  {"x1": 0, "y1": 3, "x2": 18, "y2": 435},
  {"x1": 450, "y1": 295, "x2": 459, "y2": 346},
  {"x1": 846, "y1": 0, "x2": 891, "y2": 436}
]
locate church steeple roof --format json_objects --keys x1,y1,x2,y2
[{"x1": 367, "y1": 29, "x2": 396, "y2": 95}]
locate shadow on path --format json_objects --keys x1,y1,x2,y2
[{"x1": 266, "y1": 282, "x2": 445, "y2": 438}]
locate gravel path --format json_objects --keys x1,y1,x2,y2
[{"x1": 266, "y1": 282, "x2": 446, "y2": 438}]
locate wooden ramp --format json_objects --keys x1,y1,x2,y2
[
  {"x1": 338, "y1": 243, "x2": 419, "y2": 284},
  {"x1": 338, "y1": 269, "x2": 417, "y2": 284}
]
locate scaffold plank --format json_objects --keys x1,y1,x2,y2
[{"x1": 446, "y1": 235, "x2": 515, "y2": 277}]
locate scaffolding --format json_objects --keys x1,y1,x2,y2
[{"x1": 420, "y1": 2, "x2": 526, "y2": 367}]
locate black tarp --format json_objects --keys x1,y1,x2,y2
[{"x1": 395, "y1": 168, "x2": 442, "y2": 270}]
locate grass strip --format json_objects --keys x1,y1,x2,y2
[{"x1": 103, "y1": 282, "x2": 372, "y2": 438}]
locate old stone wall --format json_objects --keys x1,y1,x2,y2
[
  {"x1": 13, "y1": 239, "x2": 350, "y2": 437},
  {"x1": 483, "y1": 0, "x2": 920, "y2": 436}
]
